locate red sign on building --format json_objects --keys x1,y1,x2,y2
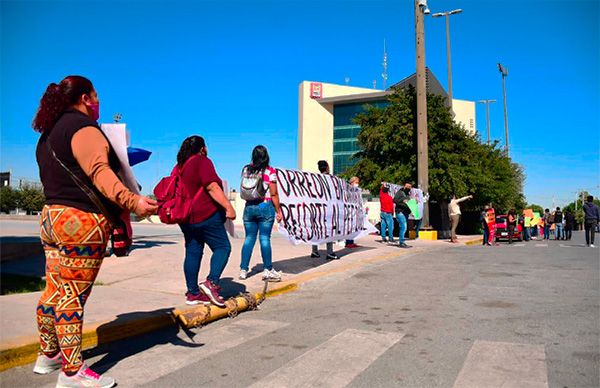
[{"x1": 310, "y1": 82, "x2": 323, "y2": 99}]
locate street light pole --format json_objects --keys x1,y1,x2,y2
[
  {"x1": 498, "y1": 63, "x2": 510, "y2": 155},
  {"x1": 477, "y1": 99, "x2": 496, "y2": 145},
  {"x1": 432, "y1": 9, "x2": 462, "y2": 110},
  {"x1": 415, "y1": 0, "x2": 430, "y2": 226}
]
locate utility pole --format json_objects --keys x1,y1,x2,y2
[
  {"x1": 382, "y1": 39, "x2": 388, "y2": 90},
  {"x1": 415, "y1": 0, "x2": 430, "y2": 226},
  {"x1": 498, "y1": 63, "x2": 510, "y2": 155},
  {"x1": 478, "y1": 99, "x2": 496, "y2": 145},
  {"x1": 432, "y1": 9, "x2": 462, "y2": 109}
]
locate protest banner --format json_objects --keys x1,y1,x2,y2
[
  {"x1": 486, "y1": 208, "x2": 496, "y2": 244},
  {"x1": 276, "y1": 168, "x2": 377, "y2": 245},
  {"x1": 382, "y1": 182, "x2": 423, "y2": 220}
]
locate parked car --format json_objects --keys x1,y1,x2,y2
[{"x1": 495, "y1": 215, "x2": 522, "y2": 242}]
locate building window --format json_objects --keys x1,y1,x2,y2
[
  {"x1": 470, "y1": 119, "x2": 474, "y2": 129},
  {"x1": 332, "y1": 100, "x2": 389, "y2": 175}
]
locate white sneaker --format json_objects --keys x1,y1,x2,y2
[
  {"x1": 56, "y1": 363, "x2": 115, "y2": 388},
  {"x1": 262, "y1": 269, "x2": 282, "y2": 282},
  {"x1": 591, "y1": 244, "x2": 596, "y2": 248},
  {"x1": 33, "y1": 352, "x2": 62, "y2": 374},
  {"x1": 239, "y1": 269, "x2": 248, "y2": 280}
]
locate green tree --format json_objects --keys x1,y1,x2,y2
[
  {"x1": 345, "y1": 86, "x2": 525, "y2": 211},
  {"x1": 0, "y1": 186, "x2": 20, "y2": 213},
  {"x1": 19, "y1": 184, "x2": 45, "y2": 214}
]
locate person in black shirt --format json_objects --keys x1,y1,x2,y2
[
  {"x1": 564, "y1": 211, "x2": 575, "y2": 240},
  {"x1": 554, "y1": 207, "x2": 564, "y2": 240}
]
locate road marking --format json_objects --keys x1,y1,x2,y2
[
  {"x1": 512, "y1": 243, "x2": 525, "y2": 247},
  {"x1": 535, "y1": 244, "x2": 548, "y2": 247},
  {"x1": 453, "y1": 340, "x2": 548, "y2": 388},
  {"x1": 100, "y1": 319, "x2": 287, "y2": 387},
  {"x1": 249, "y1": 329, "x2": 404, "y2": 388}
]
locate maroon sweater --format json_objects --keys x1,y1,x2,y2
[{"x1": 178, "y1": 154, "x2": 223, "y2": 224}]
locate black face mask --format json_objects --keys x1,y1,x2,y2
[{"x1": 404, "y1": 188, "x2": 411, "y2": 194}]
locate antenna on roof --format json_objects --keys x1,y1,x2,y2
[
  {"x1": 344, "y1": 76, "x2": 350, "y2": 85},
  {"x1": 373, "y1": 80, "x2": 377, "y2": 89},
  {"x1": 382, "y1": 39, "x2": 388, "y2": 90}
]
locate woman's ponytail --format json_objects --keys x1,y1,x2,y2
[
  {"x1": 32, "y1": 75, "x2": 94, "y2": 133},
  {"x1": 32, "y1": 82, "x2": 69, "y2": 133}
]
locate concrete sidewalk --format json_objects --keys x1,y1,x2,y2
[{"x1": 0, "y1": 222, "x2": 481, "y2": 371}]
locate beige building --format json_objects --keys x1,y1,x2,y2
[{"x1": 298, "y1": 69, "x2": 477, "y2": 174}]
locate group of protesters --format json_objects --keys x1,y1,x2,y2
[
  {"x1": 479, "y1": 201, "x2": 599, "y2": 247},
  {"x1": 27, "y1": 75, "x2": 600, "y2": 388}
]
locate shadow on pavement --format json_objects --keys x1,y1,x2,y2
[
  {"x1": 129, "y1": 239, "x2": 178, "y2": 252},
  {"x1": 87, "y1": 309, "x2": 203, "y2": 374},
  {"x1": 218, "y1": 277, "x2": 247, "y2": 298},
  {"x1": 259, "y1": 246, "x2": 376, "y2": 275}
]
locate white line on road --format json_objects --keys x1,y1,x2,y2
[
  {"x1": 105, "y1": 319, "x2": 287, "y2": 387},
  {"x1": 249, "y1": 329, "x2": 404, "y2": 388},
  {"x1": 535, "y1": 244, "x2": 548, "y2": 247},
  {"x1": 452, "y1": 340, "x2": 548, "y2": 388}
]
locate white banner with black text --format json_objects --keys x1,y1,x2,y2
[{"x1": 276, "y1": 168, "x2": 377, "y2": 245}]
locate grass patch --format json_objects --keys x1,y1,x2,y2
[{"x1": 1, "y1": 273, "x2": 46, "y2": 295}]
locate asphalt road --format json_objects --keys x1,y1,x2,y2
[{"x1": 2, "y1": 232, "x2": 598, "y2": 388}]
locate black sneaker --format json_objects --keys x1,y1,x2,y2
[
  {"x1": 399, "y1": 243, "x2": 411, "y2": 248},
  {"x1": 310, "y1": 252, "x2": 320, "y2": 258},
  {"x1": 326, "y1": 253, "x2": 339, "y2": 260}
]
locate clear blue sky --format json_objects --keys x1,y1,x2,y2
[{"x1": 1, "y1": 0, "x2": 598, "y2": 208}]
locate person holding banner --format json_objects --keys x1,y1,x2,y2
[
  {"x1": 393, "y1": 183, "x2": 413, "y2": 248},
  {"x1": 345, "y1": 176, "x2": 362, "y2": 249},
  {"x1": 32, "y1": 76, "x2": 157, "y2": 388},
  {"x1": 310, "y1": 160, "x2": 338, "y2": 260},
  {"x1": 449, "y1": 194, "x2": 473, "y2": 243},
  {"x1": 379, "y1": 186, "x2": 395, "y2": 243},
  {"x1": 239, "y1": 145, "x2": 283, "y2": 282}
]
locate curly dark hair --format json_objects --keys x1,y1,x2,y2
[
  {"x1": 177, "y1": 135, "x2": 206, "y2": 167},
  {"x1": 32, "y1": 75, "x2": 94, "y2": 133},
  {"x1": 247, "y1": 145, "x2": 270, "y2": 174}
]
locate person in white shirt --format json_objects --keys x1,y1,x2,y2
[{"x1": 449, "y1": 194, "x2": 473, "y2": 243}]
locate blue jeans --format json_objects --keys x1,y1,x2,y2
[
  {"x1": 524, "y1": 227, "x2": 531, "y2": 241},
  {"x1": 414, "y1": 218, "x2": 422, "y2": 238},
  {"x1": 180, "y1": 211, "x2": 231, "y2": 294},
  {"x1": 555, "y1": 223, "x2": 563, "y2": 239},
  {"x1": 241, "y1": 201, "x2": 275, "y2": 271},
  {"x1": 544, "y1": 225, "x2": 550, "y2": 239},
  {"x1": 380, "y1": 212, "x2": 394, "y2": 241},
  {"x1": 396, "y1": 213, "x2": 407, "y2": 244}
]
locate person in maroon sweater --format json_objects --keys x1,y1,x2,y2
[
  {"x1": 176, "y1": 136, "x2": 236, "y2": 307},
  {"x1": 380, "y1": 186, "x2": 395, "y2": 243}
]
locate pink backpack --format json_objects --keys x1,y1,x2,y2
[{"x1": 153, "y1": 156, "x2": 202, "y2": 224}]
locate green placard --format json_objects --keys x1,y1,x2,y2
[{"x1": 407, "y1": 199, "x2": 419, "y2": 219}]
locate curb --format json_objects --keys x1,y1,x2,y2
[
  {"x1": 0, "y1": 281, "x2": 301, "y2": 373},
  {"x1": 464, "y1": 238, "x2": 484, "y2": 246}
]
